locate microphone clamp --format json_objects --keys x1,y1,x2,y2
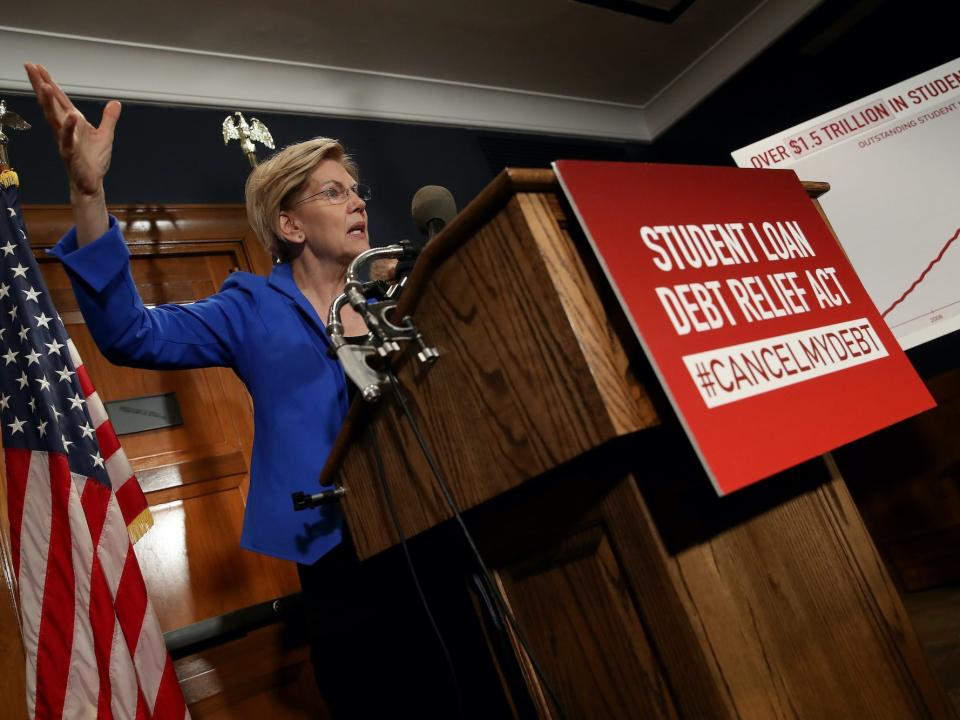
[
  {"x1": 291, "y1": 487, "x2": 346, "y2": 510},
  {"x1": 326, "y1": 243, "x2": 439, "y2": 402}
]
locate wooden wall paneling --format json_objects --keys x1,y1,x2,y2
[{"x1": 174, "y1": 623, "x2": 326, "y2": 719}]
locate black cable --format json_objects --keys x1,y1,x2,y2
[
  {"x1": 468, "y1": 572, "x2": 541, "y2": 720},
  {"x1": 367, "y1": 422, "x2": 466, "y2": 720},
  {"x1": 385, "y1": 370, "x2": 570, "y2": 720}
]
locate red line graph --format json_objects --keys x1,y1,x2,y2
[{"x1": 882, "y1": 226, "x2": 960, "y2": 318}]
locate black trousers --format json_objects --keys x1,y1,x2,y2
[{"x1": 297, "y1": 529, "x2": 513, "y2": 719}]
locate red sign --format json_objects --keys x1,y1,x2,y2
[{"x1": 555, "y1": 160, "x2": 935, "y2": 494}]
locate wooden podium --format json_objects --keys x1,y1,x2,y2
[{"x1": 320, "y1": 168, "x2": 955, "y2": 719}]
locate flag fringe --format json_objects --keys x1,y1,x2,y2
[
  {"x1": 126, "y1": 507, "x2": 154, "y2": 544},
  {"x1": 0, "y1": 170, "x2": 19, "y2": 189}
]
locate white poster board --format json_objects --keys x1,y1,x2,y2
[{"x1": 732, "y1": 58, "x2": 960, "y2": 349}]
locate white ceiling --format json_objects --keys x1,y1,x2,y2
[{"x1": 0, "y1": 0, "x2": 822, "y2": 140}]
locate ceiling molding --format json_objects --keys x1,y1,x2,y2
[
  {"x1": 0, "y1": 27, "x2": 649, "y2": 140},
  {"x1": 642, "y1": 0, "x2": 822, "y2": 137},
  {"x1": 0, "y1": 4, "x2": 820, "y2": 142}
]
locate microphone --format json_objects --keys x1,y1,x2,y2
[
  {"x1": 393, "y1": 186, "x2": 458, "y2": 284},
  {"x1": 411, "y1": 185, "x2": 457, "y2": 241}
]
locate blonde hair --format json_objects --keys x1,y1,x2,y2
[{"x1": 245, "y1": 137, "x2": 358, "y2": 262}]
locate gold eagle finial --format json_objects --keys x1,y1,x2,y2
[
  {"x1": 222, "y1": 111, "x2": 275, "y2": 167},
  {"x1": 0, "y1": 99, "x2": 32, "y2": 186}
]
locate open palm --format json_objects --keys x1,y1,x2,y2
[{"x1": 25, "y1": 63, "x2": 121, "y2": 196}]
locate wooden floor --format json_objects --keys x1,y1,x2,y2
[{"x1": 903, "y1": 584, "x2": 960, "y2": 714}]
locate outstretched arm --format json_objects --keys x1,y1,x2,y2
[
  {"x1": 29, "y1": 63, "x2": 247, "y2": 371},
  {"x1": 25, "y1": 63, "x2": 121, "y2": 247}
]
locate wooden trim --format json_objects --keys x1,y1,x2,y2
[
  {"x1": 136, "y1": 451, "x2": 248, "y2": 494},
  {"x1": 23, "y1": 204, "x2": 250, "y2": 244},
  {"x1": 802, "y1": 180, "x2": 831, "y2": 198},
  {"x1": 23, "y1": 202, "x2": 275, "y2": 276},
  {"x1": 409, "y1": 168, "x2": 558, "y2": 286}
]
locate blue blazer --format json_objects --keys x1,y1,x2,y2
[{"x1": 51, "y1": 218, "x2": 349, "y2": 565}]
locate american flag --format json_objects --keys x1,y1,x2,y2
[{"x1": 0, "y1": 177, "x2": 188, "y2": 719}]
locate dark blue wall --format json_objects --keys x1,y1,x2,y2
[{"x1": 5, "y1": 95, "x2": 648, "y2": 248}]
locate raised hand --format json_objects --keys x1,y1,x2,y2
[
  {"x1": 25, "y1": 63, "x2": 121, "y2": 198},
  {"x1": 25, "y1": 63, "x2": 120, "y2": 244}
]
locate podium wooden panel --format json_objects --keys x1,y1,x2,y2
[{"x1": 321, "y1": 169, "x2": 954, "y2": 718}]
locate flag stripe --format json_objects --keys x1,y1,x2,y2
[
  {"x1": 114, "y1": 478, "x2": 144, "y2": 527},
  {"x1": 152, "y1": 655, "x2": 188, "y2": 720},
  {"x1": 116, "y1": 548, "x2": 148, "y2": 659},
  {"x1": 81, "y1": 480, "x2": 116, "y2": 720},
  {"x1": 98, "y1": 495, "x2": 133, "y2": 599},
  {"x1": 66, "y1": 338, "x2": 83, "y2": 374},
  {"x1": 135, "y1": 690, "x2": 150, "y2": 720},
  {"x1": 86, "y1": 390, "x2": 108, "y2": 428},
  {"x1": 33, "y1": 454, "x2": 76, "y2": 718},
  {"x1": 5, "y1": 447, "x2": 30, "y2": 578},
  {"x1": 76, "y1": 364, "x2": 95, "y2": 398},
  {"x1": 90, "y1": 569, "x2": 114, "y2": 720},
  {"x1": 62, "y1": 474, "x2": 101, "y2": 720},
  {"x1": 103, "y1": 446, "x2": 133, "y2": 487},
  {"x1": 108, "y1": 620, "x2": 140, "y2": 720},
  {"x1": 134, "y1": 609, "x2": 171, "y2": 714},
  {"x1": 80, "y1": 476, "x2": 109, "y2": 551},
  {"x1": 17, "y1": 451, "x2": 55, "y2": 718},
  {"x1": 94, "y1": 420, "x2": 121, "y2": 462}
]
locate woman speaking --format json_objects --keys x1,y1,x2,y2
[{"x1": 25, "y1": 62, "x2": 466, "y2": 718}]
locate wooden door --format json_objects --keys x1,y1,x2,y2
[{"x1": 0, "y1": 205, "x2": 323, "y2": 717}]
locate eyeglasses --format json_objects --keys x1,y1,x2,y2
[{"x1": 290, "y1": 181, "x2": 372, "y2": 207}]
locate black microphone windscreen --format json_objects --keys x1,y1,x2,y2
[{"x1": 411, "y1": 185, "x2": 457, "y2": 235}]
